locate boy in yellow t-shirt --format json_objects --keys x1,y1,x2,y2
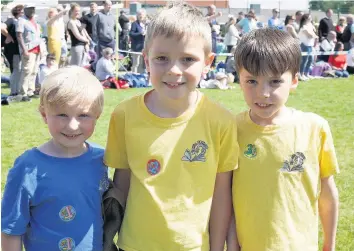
[
  {"x1": 227, "y1": 28, "x2": 339, "y2": 251},
  {"x1": 104, "y1": 2, "x2": 239, "y2": 251}
]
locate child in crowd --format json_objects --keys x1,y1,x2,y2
[
  {"x1": 104, "y1": 2, "x2": 239, "y2": 251},
  {"x1": 1, "y1": 66, "x2": 109, "y2": 251},
  {"x1": 227, "y1": 28, "x2": 339, "y2": 251},
  {"x1": 328, "y1": 42, "x2": 350, "y2": 78},
  {"x1": 95, "y1": 47, "x2": 115, "y2": 81},
  {"x1": 38, "y1": 53, "x2": 58, "y2": 85}
]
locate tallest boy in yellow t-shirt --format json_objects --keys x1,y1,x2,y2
[
  {"x1": 104, "y1": 2, "x2": 239, "y2": 251},
  {"x1": 228, "y1": 28, "x2": 339, "y2": 251}
]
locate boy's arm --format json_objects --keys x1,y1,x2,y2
[
  {"x1": 1, "y1": 233, "x2": 22, "y2": 251},
  {"x1": 226, "y1": 211, "x2": 240, "y2": 251},
  {"x1": 209, "y1": 171, "x2": 233, "y2": 251},
  {"x1": 113, "y1": 169, "x2": 131, "y2": 207},
  {"x1": 319, "y1": 176, "x2": 339, "y2": 251}
]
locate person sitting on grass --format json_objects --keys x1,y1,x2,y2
[
  {"x1": 38, "y1": 53, "x2": 58, "y2": 85},
  {"x1": 1, "y1": 66, "x2": 109, "y2": 251},
  {"x1": 227, "y1": 28, "x2": 339, "y2": 251},
  {"x1": 95, "y1": 47, "x2": 115, "y2": 81},
  {"x1": 328, "y1": 42, "x2": 350, "y2": 78}
]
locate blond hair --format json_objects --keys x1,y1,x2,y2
[
  {"x1": 144, "y1": 2, "x2": 212, "y2": 54},
  {"x1": 102, "y1": 47, "x2": 113, "y2": 57},
  {"x1": 39, "y1": 66, "x2": 104, "y2": 116}
]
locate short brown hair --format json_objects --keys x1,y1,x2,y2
[
  {"x1": 234, "y1": 28, "x2": 301, "y2": 77},
  {"x1": 144, "y1": 2, "x2": 212, "y2": 54},
  {"x1": 11, "y1": 5, "x2": 24, "y2": 17}
]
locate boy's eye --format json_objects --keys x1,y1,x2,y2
[
  {"x1": 79, "y1": 114, "x2": 90, "y2": 118},
  {"x1": 270, "y1": 79, "x2": 283, "y2": 85},
  {"x1": 57, "y1": 114, "x2": 68, "y2": 117},
  {"x1": 155, "y1": 56, "x2": 168, "y2": 62},
  {"x1": 183, "y1": 57, "x2": 196, "y2": 63},
  {"x1": 246, "y1": 80, "x2": 257, "y2": 85}
]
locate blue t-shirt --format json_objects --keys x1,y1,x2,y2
[{"x1": 1, "y1": 143, "x2": 109, "y2": 251}]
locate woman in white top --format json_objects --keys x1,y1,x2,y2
[
  {"x1": 224, "y1": 15, "x2": 240, "y2": 53},
  {"x1": 298, "y1": 14, "x2": 318, "y2": 81}
]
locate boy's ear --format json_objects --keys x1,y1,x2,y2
[
  {"x1": 142, "y1": 49, "x2": 150, "y2": 72},
  {"x1": 203, "y1": 52, "x2": 215, "y2": 75},
  {"x1": 39, "y1": 106, "x2": 48, "y2": 124},
  {"x1": 290, "y1": 73, "x2": 299, "y2": 91}
]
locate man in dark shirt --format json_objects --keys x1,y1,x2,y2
[
  {"x1": 318, "y1": 9, "x2": 334, "y2": 42},
  {"x1": 81, "y1": 2, "x2": 99, "y2": 47},
  {"x1": 119, "y1": 10, "x2": 130, "y2": 54}
]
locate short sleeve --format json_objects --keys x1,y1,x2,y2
[
  {"x1": 104, "y1": 107, "x2": 129, "y2": 169},
  {"x1": 16, "y1": 18, "x2": 24, "y2": 33},
  {"x1": 319, "y1": 121, "x2": 339, "y2": 178},
  {"x1": 217, "y1": 116, "x2": 239, "y2": 173},
  {"x1": 1, "y1": 157, "x2": 31, "y2": 235}
]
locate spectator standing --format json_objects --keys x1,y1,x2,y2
[
  {"x1": 268, "y1": 8, "x2": 281, "y2": 28},
  {"x1": 1, "y1": 5, "x2": 24, "y2": 97},
  {"x1": 342, "y1": 15, "x2": 354, "y2": 50},
  {"x1": 346, "y1": 47, "x2": 354, "y2": 74},
  {"x1": 335, "y1": 16, "x2": 346, "y2": 42},
  {"x1": 328, "y1": 42, "x2": 349, "y2": 77},
  {"x1": 46, "y1": 8, "x2": 68, "y2": 65},
  {"x1": 96, "y1": 0, "x2": 117, "y2": 59},
  {"x1": 119, "y1": 10, "x2": 130, "y2": 54},
  {"x1": 130, "y1": 8, "x2": 147, "y2": 74},
  {"x1": 224, "y1": 15, "x2": 240, "y2": 53},
  {"x1": 16, "y1": 4, "x2": 42, "y2": 102},
  {"x1": 81, "y1": 2, "x2": 99, "y2": 51},
  {"x1": 206, "y1": 4, "x2": 222, "y2": 67},
  {"x1": 236, "y1": 11, "x2": 258, "y2": 34},
  {"x1": 67, "y1": 3, "x2": 91, "y2": 66},
  {"x1": 236, "y1": 12, "x2": 244, "y2": 24},
  {"x1": 284, "y1": 15, "x2": 298, "y2": 39},
  {"x1": 293, "y1": 10, "x2": 303, "y2": 33},
  {"x1": 318, "y1": 9, "x2": 334, "y2": 42},
  {"x1": 298, "y1": 14, "x2": 318, "y2": 81},
  {"x1": 55, "y1": 4, "x2": 68, "y2": 66}
]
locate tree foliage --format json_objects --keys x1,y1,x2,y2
[{"x1": 309, "y1": 0, "x2": 353, "y2": 14}]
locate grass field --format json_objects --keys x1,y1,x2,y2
[{"x1": 1, "y1": 76, "x2": 354, "y2": 250}]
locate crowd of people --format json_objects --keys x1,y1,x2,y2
[
  {"x1": 1, "y1": 2, "x2": 354, "y2": 102},
  {"x1": 221, "y1": 8, "x2": 354, "y2": 81}
]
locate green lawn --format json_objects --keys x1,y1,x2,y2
[{"x1": 1, "y1": 77, "x2": 354, "y2": 250}]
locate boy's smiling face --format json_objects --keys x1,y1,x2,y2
[
  {"x1": 144, "y1": 35, "x2": 214, "y2": 101},
  {"x1": 239, "y1": 68, "x2": 298, "y2": 125},
  {"x1": 40, "y1": 102, "x2": 98, "y2": 154}
]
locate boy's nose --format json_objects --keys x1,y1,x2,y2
[
  {"x1": 67, "y1": 118, "x2": 80, "y2": 130},
  {"x1": 168, "y1": 63, "x2": 183, "y2": 76}
]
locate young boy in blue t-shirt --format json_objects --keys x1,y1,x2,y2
[{"x1": 1, "y1": 66, "x2": 109, "y2": 251}]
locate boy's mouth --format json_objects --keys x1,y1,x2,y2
[
  {"x1": 61, "y1": 133, "x2": 83, "y2": 138},
  {"x1": 163, "y1": 82, "x2": 186, "y2": 87},
  {"x1": 255, "y1": 103, "x2": 272, "y2": 108}
]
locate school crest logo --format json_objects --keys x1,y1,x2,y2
[
  {"x1": 244, "y1": 144, "x2": 257, "y2": 159},
  {"x1": 59, "y1": 205, "x2": 76, "y2": 222},
  {"x1": 280, "y1": 152, "x2": 306, "y2": 173},
  {"x1": 181, "y1": 140, "x2": 208, "y2": 162},
  {"x1": 58, "y1": 237, "x2": 75, "y2": 251},
  {"x1": 147, "y1": 159, "x2": 161, "y2": 175}
]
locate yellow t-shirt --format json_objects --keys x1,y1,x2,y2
[
  {"x1": 104, "y1": 90, "x2": 239, "y2": 251},
  {"x1": 233, "y1": 109, "x2": 339, "y2": 251}
]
